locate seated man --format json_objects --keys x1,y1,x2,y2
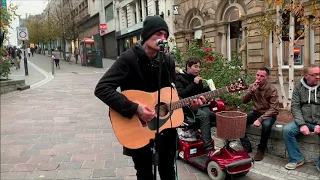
[
  {"x1": 176, "y1": 57, "x2": 216, "y2": 156},
  {"x1": 241, "y1": 67, "x2": 279, "y2": 161},
  {"x1": 282, "y1": 65, "x2": 320, "y2": 171}
]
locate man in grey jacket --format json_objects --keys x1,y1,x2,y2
[{"x1": 283, "y1": 64, "x2": 320, "y2": 171}]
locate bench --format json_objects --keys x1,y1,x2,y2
[{"x1": 246, "y1": 122, "x2": 319, "y2": 163}]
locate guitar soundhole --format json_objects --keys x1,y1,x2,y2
[{"x1": 155, "y1": 102, "x2": 169, "y2": 117}]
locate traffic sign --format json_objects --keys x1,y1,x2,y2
[{"x1": 17, "y1": 27, "x2": 29, "y2": 41}]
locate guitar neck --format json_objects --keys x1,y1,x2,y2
[{"x1": 169, "y1": 87, "x2": 229, "y2": 111}]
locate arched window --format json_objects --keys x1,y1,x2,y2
[
  {"x1": 188, "y1": 17, "x2": 203, "y2": 46},
  {"x1": 228, "y1": 8, "x2": 240, "y2": 22},
  {"x1": 226, "y1": 7, "x2": 242, "y2": 61},
  {"x1": 190, "y1": 18, "x2": 201, "y2": 29}
]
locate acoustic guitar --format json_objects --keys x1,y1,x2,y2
[{"x1": 109, "y1": 79, "x2": 248, "y2": 149}]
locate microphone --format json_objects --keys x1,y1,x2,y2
[{"x1": 156, "y1": 39, "x2": 167, "y2": 46}]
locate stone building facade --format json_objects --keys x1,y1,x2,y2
[
  {"x1": 172, "y1": 0, "x2": 319, "y2": 81},
  {"x1": 114, "y1": 0, "x2": 175, "y2": 55}
]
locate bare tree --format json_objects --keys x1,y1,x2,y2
[
  {"x1": 49, "y1": 0, "x2": 79, "y2": 59},
  {"x1": 51, "y1": 0, "x2": 67, "y2": 59},
  {"x1": 254, "y1": 0, "x2": 320, "y2": 110},
  {"x1": 64, "y1": 0, "x2": 79, "y2": 50}
]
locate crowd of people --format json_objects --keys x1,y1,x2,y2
[{"x1": 5, "y1": 46, "x2": 23, "y2": 69}]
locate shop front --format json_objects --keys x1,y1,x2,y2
[
  {"x1": 78, "y1": 13, "x2": 103, "y2": 56},
  {"x1": 116, "y1": 22, "x2": 143, "y2": 56},
  {"x1": 102, "y1": 31, "x2": 117, "y2": 59}
]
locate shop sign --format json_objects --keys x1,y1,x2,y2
[
  {"x1": 173, "y1": 5, "x2": 179, "y2": 15},
  {"x1": 100, "y1": 24, "x2": 107, "y2": 36}
]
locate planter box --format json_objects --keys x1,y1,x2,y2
[{"x1": 0, "y1": 79, "x2": 29, "y2": 94}]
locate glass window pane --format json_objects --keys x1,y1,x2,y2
[
  {"x1": 282, "y1": 40, "x2": 304, "y2": 65},
  {"x1": 229, "y1": 8, "x2": 240, "y2": 22},
  {"x1": 105, "y1": 3, "x2": 114, "y2": 22},
  {"x1": 190, "y1": 18, "x2": 201, "y2": 29}
]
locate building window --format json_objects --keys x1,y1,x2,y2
[
  {"x1": 139, "y1": 0, "x2": 143, "y2": 22},
  {"x1": 227, "y1": 7, "x2": 242, "y2": 61},
  {"x1": 269, "y1": 31, "x2": 273, "y2": 68},
  {"x1": 134, "y1": 10, "x2": 137, "y2": 24},
  {"x1": 229, "y1": 8, "x2": 240, "y2": 21},
  {"x1": 281, "y1": 42, "x2": 304, "y2": 66},
  {"x1": 116, "y1": 10, "x2": 120, "y2": 31},
  {"x1": 105, "y1": 3, "x2": 114, "y2": 22},
  {"x1": 125, "y1": 8, "x2": 128, "y2": 27},
  {"x1": 190, "y1": 18, "x2": 201, "y2": 29},
  {"x1": 155, "y1": 0, "x2": 159, "y2": 15},
  {"x1": 281, "y1": 10, "x2": 305, "y2": 66},
  {"x1": 145, "y1": 0, "x2": 148, "y2": 16},
  {"x1": 310, "y1": 18, "x2": 315, "y2": 64},
  {"x1": 281, "y1": 11, "x2": 304, "y2": 41}
]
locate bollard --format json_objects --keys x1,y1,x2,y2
[
  {"x1": 23, "y1": 50, "x2": 29, "y2": 76},
  {"x1": 51, "y1": 57, "x2": 54, "y2": 75}
]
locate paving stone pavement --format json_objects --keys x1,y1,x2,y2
[
  {"x1": 27, "y1": 53, "x2": 113, "y2": 75},
  {"x1": 6, "y1": 57, "x2": 46, "y2": 87},
  {"x1": 1, "y1": 60, "x2": 319, "y2": 180}
]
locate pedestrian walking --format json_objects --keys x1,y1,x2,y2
[
  {"x1": 12, "y1": 46, "x2": 21, "y2": 69},
  {"x1": 31, "y1": 48, "x2": 34, "y2": 56},
  {"x1": 52, "y1": 48, "x2": 61, "y2": 69},
  {"x1": 74, "y1": 47, "x2": 79, "y2": 64},
  {"x1": 27, "y1": 47, "x2": 31, "y2": 57}
]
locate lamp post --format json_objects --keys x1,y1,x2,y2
[{"x1": 23, "y1": 41, "x2": 29, "y2": 76}]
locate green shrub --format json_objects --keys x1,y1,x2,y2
[
  {"x1": 0, "y1": 47, "x2": 11, "y2": 79},
  {"x1": 0, "y1": 58, "x2": 11, "y2": 79},
  {"x1": 172, "y1": 40, "x2": 255, "y2": 112}
]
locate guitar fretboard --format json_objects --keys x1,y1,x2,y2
[{"x1": 168, "y1": 87, "x2": 229, "y2": 111}]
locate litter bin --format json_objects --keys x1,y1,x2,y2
[{"x1": 93, "y1": 50, "x2": 103, "y2": 68}]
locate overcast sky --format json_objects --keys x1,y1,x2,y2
[{"x1": 7, "y1": 0, "x2": 48, "y2": 46}]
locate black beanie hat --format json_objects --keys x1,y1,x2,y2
[{"x1": 141, "y1": 16, "x2": 169, "y2": 44}]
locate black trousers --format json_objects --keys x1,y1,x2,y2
[
  {"x1": 54, "y1": 59, "x2": 60, "y2": 67},
  {"x1": 194, "y1": 109, "x2": 213, "y2": 151},
  {"x1": 240, "y1": 111, "x2": 277, "y2": 152},
  {"x1": 130, "y1": 129, "x2": 177, "y2": 180}
]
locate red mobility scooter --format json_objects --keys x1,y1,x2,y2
[{"x1": 178, "y1": 100, "x2": 254, "y2": 180}]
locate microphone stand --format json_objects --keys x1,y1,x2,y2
[{"x1": 151, "y1": 43, "x2": 165, "y2": 180}]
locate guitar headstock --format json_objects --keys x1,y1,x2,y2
[{"x1": 227, "y1": 78, "x2": 248, "y2": 92}]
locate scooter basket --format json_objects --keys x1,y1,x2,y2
[{"x1": 216, "y1": 111, "x2": 247, "y2": 140}]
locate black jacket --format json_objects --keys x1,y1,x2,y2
[
  {"x1": 94, "y1": 42, "x2": 176, "y2": 155},
  {"x1": 176, "y1": 70, "x2": 209, "y2": 98}
]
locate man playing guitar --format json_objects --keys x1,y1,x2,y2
[{"x1": 94, "y1": 16, "x2": 206, "y2": 180}]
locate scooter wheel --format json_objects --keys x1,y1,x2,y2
[{"x1": 207, "y1": 161, "x2": 226, "y2": 180}]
